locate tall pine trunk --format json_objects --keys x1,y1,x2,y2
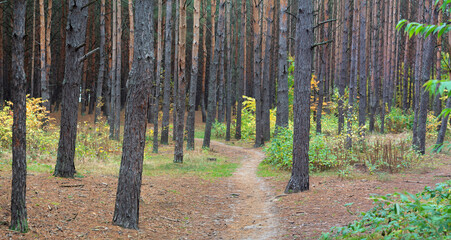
[
  {"x1": 186, "y1": 0, "x2": 201, "y2": 149},
  {"x1": 10, "y1": 0, "x2": 28, "y2": 232},
  {"x1": 161, "y1": 0, "x2": 173, "y2": 145},
  {"x1": 203, "y1": 0, "x2": 225, "y2": 149},
  {"x1": 113, "y1": 0, "x2": 154, "y2": 229},
  {"x1": 262, "y1": 0, "x2": 274, "y2": 142},
  {"x1": 153, "y1": 0, "x2": 164, "y2": 153},
  {"x1": 276, "y1": 0, "x2": 289, "y2": 132},
  {"x1": 95, "y1": 0, "x2": 106, "y2": 123},
  {"x1": 253, "y1": 0, "x2": 264, "y2": 147},
  {"x1": 54, "y1": 0, "x2": 89, "y2": 178},
  {"x1": 174, "y1": 0, "x2": 187, "y2": 163},
  {"x1": 285, "y1": 0, "x2": 314, "y2": 194},
  {"x1": 236, "y1": 0, "x2": 247, "y2": 140}
]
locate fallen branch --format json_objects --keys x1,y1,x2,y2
[{"x1": 60, "y1": 184, "x2": 84, "y2": 188}]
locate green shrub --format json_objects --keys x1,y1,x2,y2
[{"x1": 321, "y1": 181, "x2": 451, "y2": 240}]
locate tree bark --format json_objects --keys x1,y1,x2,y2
[
  {"x1": 10, "y1": 0, "x2": 28, "y2": 232},
  {"x1": 236, "y1": 0, "x2": 247, "y2": 140},
  {"x1": 200, "y1": 0, "x2": 208, "y2": 123},
  {"x1": 153, "y1": 0, "x2": 164, "y2": 153},
  {"x1": 203, "y1": 0, "x2": 225, "y2": 149},
  {"x1": 95, "y1": 0, "x2": 106, "y2": 123},
  {"x1": 415, "y1": 1, "x2": 437, "y2": 154},
  {"x1": 39, "y1": 0, "x2": 50, "y2": 112},
  {"x1": 276, "y1": 0, "x2": 289, "y2": 133},
  {"x1": 109, "y1": 0, "x2": 118, "y2": 137},
  {"x1": 128, "y1": 0, "x2": 134, "y2": 70},
  {"x1": 358, "y1": 0, "x2": 367, "y2": 137},
  {"x1": 338, "y1": 0, "x2": 351, "y2": 134},
  {"x1": 113, "y1": 0, "x2": 154, "y2": 229},
  {"x1": 434, "y1": 97, "x2": 451, "y2": 153},
  {"x1": 186, "y1": 0, "x2": 201, "y2": 149},
  {"x1": 174, "y1": 0, "x2": 187, "y2": 163},
  {"x1": 262, "y1": 0, "x2": 274, "y2": 142},
  {"x1": 0, "y1": 5, "x2": 3, "y2": 109},
  {"x1": 161, "y1": 0, "x2": 173, "y2": 145},
  {"x1": 285, "y1": 0, "x2": 313, "y2": 194},
  {"x1": 114, "y1": 0, "x2": 122, "y2": 139},
  {"x1": 30, "y1": 0, "x2": 36, "y2": 99},
  {"x1": 225, "y1": 0, "x2": 233, "y2": 141},
  {"x1": 54, "y1": 0, "x2": 89, "y2": 178},
  {"x1": 45, "y1": 0, "x2": 52, "y2": 112},
  {"x1": 253, "y1": 0, "x2": 264, "y2": 147}
]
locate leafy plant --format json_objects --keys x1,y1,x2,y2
[{"x1": 321, "y1": 181, "x2": 451, "y2": 240}]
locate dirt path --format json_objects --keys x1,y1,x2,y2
[{"x1": 208, "y1": 141, "x2": 281, "y2": 239}]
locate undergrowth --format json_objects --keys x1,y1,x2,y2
[{"x1": 320, "y1": 181, "x2": 451, "y2": 240}]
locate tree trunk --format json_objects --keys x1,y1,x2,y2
[
  {"x1": 161, "y1": 0, "x2": 173, "y2": 145},
  {"x1": 203, "y1": 0, "x2": 225, "y2": 149},
  {"x1": 285, "y1": 0, "x2": 313, "y2": 194},
  {"x1": 114, "y1": 0, "x2": 122, "y2": 139},
  {"x1": 10, "y1": 0, "x2": 28, "y2": 232},
  {"x1": 434, "y1": 97, "x2": 451, "y2": 152},
  {"x1": 128, "y1": 0, "x2": 134, "y2": 70},
  {"x1": 186, "y1": 0, "x2": 200, "y2": 150},
  {"x1": 39, "y1": 0, "x2": 50, "y2": 112},
  {"x1": 276, "y1": 0, "x2": 289, "y2": 133},
  {"x1": 45, "y1": 0, "x2": 53, "y2": 112},
  {"x1": 369, "y1": 0, "x2": 380, "y2": 132},
  {"x1": 225, "y1": 0, "x2": 233, "y2": 141},
  {"x1": 173, "y1": 0, "x2": 180, "y2": 141},
  {"x1": 262, "y1": 0, "x2": 274, "y2": 142},
  {"x1": 253, "y1": 0, "x2": 264, "y2": 147},
  {"x1": 415, "y1": 1, "x2": 437, "y2": 155},
  {"x1": 110, "y1": 0, "x2": 118, "y2": 137},
  {"x1": 174, "y1": 0, "x2": 187, "y2": 163},
  {"x1": 236, "y1": 0, "x2": 247, "y2": 140},
  {"x1": 338, "y1": 0, "x2": 351, "y2": 134},
  {"x1": 30, "y1": 0, "x2": 36, "y2": 99},
  {"x1": 113, "y1": 0, "x2": 154, "y2": 229},
  {"x1": 54, "y1": 0, "x2": 89, "y2": 178},
  {"x1": 346, "y1": 0, "x2": 358, "y2": 148},
  {"x1": 358, "y1": 0, "x2": 367, "y2": 137},
  {"x1": 200, "y1": 0, "x2": 208, "y2": 123},
  {"x1": 153, "y1": 0, "x2": 164, "y2": 153},
  {"x1": 95, "y1": 0, "x2": 106, "y2": 123}
]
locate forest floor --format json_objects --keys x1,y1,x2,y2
[{"x1": 0, "y1": 111, "x2": 451, "y2": 239}]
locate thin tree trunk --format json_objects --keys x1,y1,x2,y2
[
  {"x1": 186, "y1": 0, "x2": 200, "y2": 149},
  {"x1": 358, "y1": 0, "x2": 367, "y2": 137},
  {"x1": 95, "y1": 0, "x2": 106, "y2": 123},
  {"x1": 173, "y1": 0, "x2": 180, "y2": 141},
  {"x1": 415, "y1": 1, "x2": 437, "y2": 154},
  {"x1": 203, "y1": 0, "x2": 225, "y2": 149},
  {"x1": 110, "y1": 0, "x2": 118, "y2": 137},
  {"x1": 128, "y1": 0, "x2": 134, "y2": 70},
  {"x1": 338, "y1": 0, "x2": 351, "y2": 134},
  {"x1": 236, "y1": 0, "x2": 247, "y2": 140},
  {"x1": 200, "y1": 0, "x2": 208, "y2": 122},
  {"x1": 161, "y1": 0, "x2": 173, "y2": 145},
  {"x1": 54, "y1": 0, "x2": 89, "y2": 178},
  {"x1": 285, "y1": 0, "x2": 313, "y2": 194},
  {"x1": 253, "y1": 0, "x2": 264, "y2": 147},
  {"x1": 39, "y1": 0, "x2": 50, "y2": 112},
  {"x1": 153, "y1": 0, "x2": 164, "y2": 153},
  {"x1": 346, "y1": 0, "x2": 358, "y2": 148},
  {"x1": 114, "y1": 0, "x2": 122, "y2": 139},
  {"x1": 225, "y1": 0, "x2": 233, "y2": 141},
  {"x1": 113, "y1": 0, "x2": 154, "y2": 229},
  {"x1": 276, "y1": 0, "x2": 289, "y2": 133},
  {"x1": 262, "y1": 0, "x2": 274, "y2": 142},
  {"x1": 30, "y1": 0, "x2": 36, "y2": 99},
  {"x1": 45, "y1": 0, "x2": 52, "y2": 112},
  {"x1": 10, "y1": 0, "x2": 28, "y2": 232},
  {"x1": 434, "y1": 97, "x2": 451, "y2": 152},
  {"x1": 174, "y1": 0, "x2": 187, "y2": 163}
]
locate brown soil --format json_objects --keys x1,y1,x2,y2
[{"x1": 1, "y1": 130, "x2": 450, "y2": 239}]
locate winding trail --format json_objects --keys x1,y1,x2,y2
[{"x1": 209, "y1": 140, "x2": 281, "y2": 239}]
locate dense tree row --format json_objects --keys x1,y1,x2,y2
[{"x1": 2, "y1": 0, "x2": 449, "y2": 231}]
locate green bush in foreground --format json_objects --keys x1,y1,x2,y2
[{"x1": 320, "y1": 181, "x2": 451, "y2": 240}]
